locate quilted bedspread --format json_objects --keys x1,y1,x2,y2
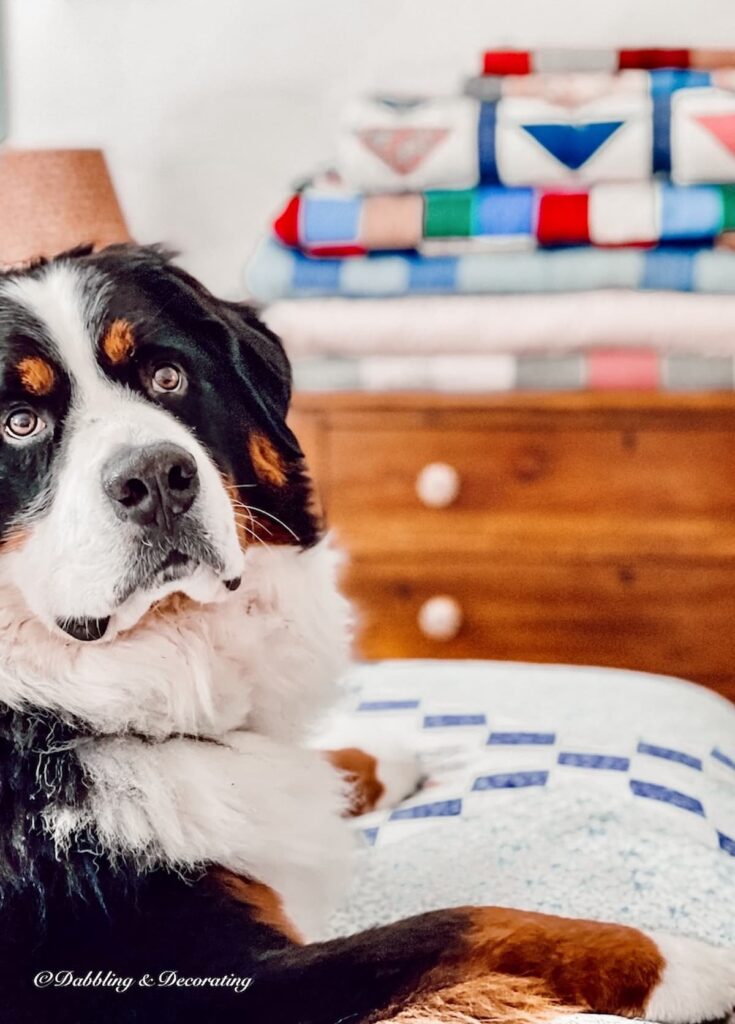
[{"x1": 317, "y1": 660, "x2": 735, "y2": 1019}]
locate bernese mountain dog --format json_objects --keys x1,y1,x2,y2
[{"x1": 0, "y1": 243, "x2": 731, "y2": 1023}]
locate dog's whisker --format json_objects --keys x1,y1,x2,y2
[{"x1": 241, "y1": 505, "x2": 299, "y2": 542}]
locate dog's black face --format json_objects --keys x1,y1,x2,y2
[{"x1": 0, "y1": 244, "x2": 319, "y2": 642}]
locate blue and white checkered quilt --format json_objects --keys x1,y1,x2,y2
[{"x1": 320, "y1": 660, "x2": 735, "y2": 965}]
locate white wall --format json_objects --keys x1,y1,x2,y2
[{"x1": 5, "y1": 0, "x2": 735, "y2": 296}]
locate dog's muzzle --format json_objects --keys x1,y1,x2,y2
[{"x1": 52, "y1": 442, "x2": 241, "y2": 642}]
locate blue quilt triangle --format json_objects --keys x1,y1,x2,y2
[{"x1": 522, "y1": 121, "x2": 624, "y2": 170}]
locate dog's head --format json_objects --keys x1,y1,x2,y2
[{"x1": 0, "y1": 244, "x2": 320, "y2": 643}]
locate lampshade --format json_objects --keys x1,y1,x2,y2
[{"x1": 0, "y1": 148, "x2": 131, "y2": 266}]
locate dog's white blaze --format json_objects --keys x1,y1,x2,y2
[
  {"x1": 0, "y1": 262, "x2": 244, "y2": 634},
  {"x1": 645, "y1": 932, "x2": 735, "y2": 1022}
]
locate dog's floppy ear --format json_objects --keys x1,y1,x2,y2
[{"x1": 216, "y1": 299, "x2": 304, "y2": 460}]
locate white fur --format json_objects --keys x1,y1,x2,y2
[
  {"x1": 1, "y1": 264, "x2": 243, "y2": 636},
  {"x1": 645, "y1": 932, "x2": 735, "y2": 1023},
  {"x1": 47, "y1": 730, "x2": 354, "y2": 939},
  {"x1": 372, "y1": 747, "x2": 423, "y2": 810},
  {"x1": 0, "y1": 540, "x2": 350, "y2": 739}
]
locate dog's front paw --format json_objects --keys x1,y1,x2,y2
[
  {"x1": 326, "y1": 745, "x2": 423, "y2": 816},
  {"x1": 370, "y1": 746, "x2": 424, "y2": 811},
  {"x1": 644, "y1": 932, "x2": 735, "y2": 1023}
]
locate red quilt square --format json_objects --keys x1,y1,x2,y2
[{"x1": 537, "y1": 192, "x2": 590, "y2": 246}]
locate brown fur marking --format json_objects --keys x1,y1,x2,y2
[
  {"x1": 102, "y1": 319, "x2": 136, "y2": 364},
  {"x1": 379, "y1": 907, "x2": 663, "y2": 1021},
  {"x1": 214, "y1": 869, "x2": 303, "y2": 944},
  {"x1": 459, "y1": 907, "x2": 664, "y2": 1017},
  {"x1": 17, "y1": 356, "x2": 55, "y2": 396},
  {"x1": 249, "y1": 431, "x2": 287, "y2": 488},
  {"x1": 326, "y1": 747, "x2": 385, "y2": 816},
  {"x1": 382, "y1": 975, "x2": 570, "y2": 1022},
  {"x1": 2, "y1": 528, "x2": 30, "y2": 552}
]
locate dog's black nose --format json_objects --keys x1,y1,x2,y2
[{"x1": 102, "y1": 443, "x2": 199, "y2": 529}]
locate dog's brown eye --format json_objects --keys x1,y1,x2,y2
[
  {"x1": 152, "y1": 364, "x2": 185, "y2": 394},
  {"x1": 4, "y1": 408, "x2": 44, "y2": 441}
]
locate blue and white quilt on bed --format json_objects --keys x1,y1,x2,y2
[{"x1": 319, "y1": 660, "x2": 735, "y2": 958}]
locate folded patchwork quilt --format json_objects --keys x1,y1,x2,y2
[
  {"x1": 337, "y1": 78, "x2": 735, "y2": 191},
  {"x1": 247, "y1": 239, "x2": 735, "y2": 301},
  {"x1": 290, "y1": 350, "x2": 735, "y2": 394},
  {"x1": 481, "y1": 48, "x2": 735, "y2": 76},
  {"x1": 318, "y1": 660, "x2": 735, "y2": 951},
  {"x1": 273, "y1": 182, "x2": 735, "y2": 255},
  {"x1": 263, "y1": 292, "x2": 735, "y2": 358}
]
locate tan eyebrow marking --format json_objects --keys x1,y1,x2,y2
[
  {"x1": 248, "y1": 432, "x2": 287, "y2": 488},
  {"x1": 17, "y1": 356, "x2": 55, "y2": 396},
  {"x1": 102, "y1": 319, "x2": 136, "y2": 364}
]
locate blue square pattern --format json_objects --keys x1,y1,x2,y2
[
  {"x1": 357, "y1": 699, "x2": 420, "y2": 712},
  {"x1": 424, "y1": 714, "x2": 487, "y2": 728},
  {"x1": 642, "y1": 248, "x2": 696, "y2": 291},
  {"x1": 390, "y1": 799, "x2": 462, "y2": 821},
  {"x1": 637, "y1": 742, "x2": 702, "y2": 771},
  {"x1": 488, "y1": 731, "x2": 556, "y2": 746},
  {"x1": 629, "y1": 779, "x2": 705, "y2": 816},
  {"x1": 303, "y1": 196, "x2": 362, "y2": 244},
  {"x1": 473, "y1": 770, "x2": 549, "y2": 791},
  {"x1": 660, "y1": 185, "x2": 722, "y2": 241},
  {"x1": 407, "y1": 255, "x2": 458, "y2": 293},
  {"x1": 292, "y1": 252, "x2": 342, "y2": 292},
  {"x1": 719, "y1": 832, "x2": 735, "y2": 857},
  {"x1": 712, "y1": 747, "x2": 735, "y2": 772},
  {"x1": 361, "y1": 827, "x2": 379, "y2": 846},
  {"x1": 558, "y1": 753, "x2": 630, "y2": 771},
  {"x1": 474, "y1": 187, "x2": 534, "y2": 237}
]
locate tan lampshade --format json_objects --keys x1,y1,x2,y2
[{"x1": 0, "y1": 148, "x2": 132, "y2": 266}]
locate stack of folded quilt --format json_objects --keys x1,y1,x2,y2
[{"x1": 246, "y1": 47, "x2": 735, "y2": 394}]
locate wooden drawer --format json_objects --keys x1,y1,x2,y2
[
  {"x1": 344, "y1": 556, "x2": 735, "y2": 697},
  {"x1": 327, "y1": 421, "x2": 735, "y2": 561},
  {"x1": 327, "y1": 425, "x2": 735, "y2": 558}
]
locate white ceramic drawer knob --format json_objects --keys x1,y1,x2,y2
[
  {"x1": 418, "y1": 595, "x2": 463, "y2": 641},
  {"x1": 415, "y1": 462, "x2": 460, "y2": 508}
]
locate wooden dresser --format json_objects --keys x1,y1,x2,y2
[{"x1": 290, "y1": 390, "x2": 735, "y2": 701}]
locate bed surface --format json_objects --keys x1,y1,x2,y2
[{"x1": 318, "y1": 659, "x2": 735, "y2": 1020}]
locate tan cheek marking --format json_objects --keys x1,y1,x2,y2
[
  {"x1": 17, "y1": 357, "x2": 55, "y2": 396},
  {"x1": 102, "y1": 319, "x2": 136, "y2": 364},
  {"x1": 213, "y1": 869, "x2": 303, "y2": 944},
  {"x1": 2, "y1": 527, "x2": 30, "y2": 552},
  {"x1": 325, "y1": 747, "x2": 385, "y2": 816},
  {"x1": 249, "y1": 432, "x2": 287, "y2": 488}
]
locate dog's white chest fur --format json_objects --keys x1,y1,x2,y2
[{"x1": 1, "y1": 539, "x2": 354, "y2": 937}]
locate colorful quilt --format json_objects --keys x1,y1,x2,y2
[
  {"x1": 273, "y1": 182, "x2": 735, "y2": 255},
  {"x1": 264, "y1": 292, "x2": 735, "y2": 359},
  {"x1": 337, "y1": 78, "x2": 735, "y2": 191},
  {"x1": 481, "y1": 48, "x2": 735, "y2": 76},
  {"x1": 246, "y1": 239, "x2": 735, "y2": 302},
  {"x1": 291, "y1": 350, "x2": 735, "y2": 394}
]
